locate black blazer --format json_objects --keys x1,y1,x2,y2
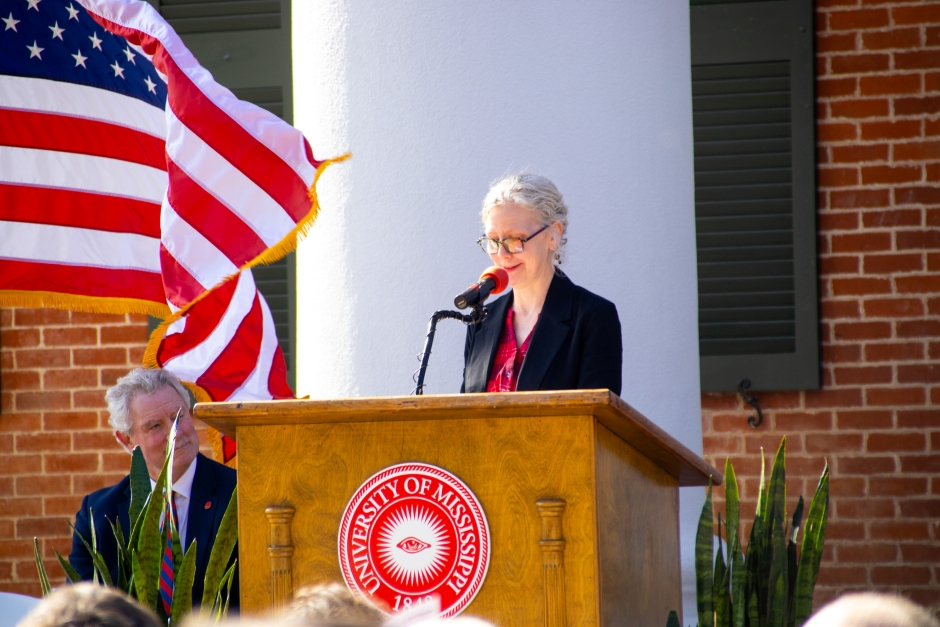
[
  {"x1": 462, "y1": 271, "x2": 622, "y2": 395},
  {"x1": 69, "y1": 453, "x2": 239, "y2": 609}
]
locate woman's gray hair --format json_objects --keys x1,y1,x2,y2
[
  {"x1": 105, "y1": 368, "x2": 191, "y2": 435},
  {"x1": 481, "y1": 173, "x2": 569, "y2": 264}
]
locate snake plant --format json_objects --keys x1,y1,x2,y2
[
  {"x1": 35, "y1": 416, "x2": 238, "y2": 625},
  {"x1": 670, "y1": 437, "x2": 829, "y2": 627}
]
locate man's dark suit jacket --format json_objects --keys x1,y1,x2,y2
[
  {"x1": 69, "y1": 453, "x2": 239, "y2": 608},
  {"x1": 462, "y1": 271, "x2": 622, "y2": 395}
]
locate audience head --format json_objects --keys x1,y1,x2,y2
[
  {"x1": 105, "y1": 367, "x2": 200, "y2": 481},
  {"x1": 804, "y1": 592, "x2": 939, "y2": 627},
  {"x1": 18, "y1": 584, "x2": 161, "y2": 627},
  {"x1": 283, "y1": 583, "x2": 385, "y2": 627}
]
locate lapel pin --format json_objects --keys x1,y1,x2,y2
[{"x1": 205, "y1": 501, "x2": 212, "y2": 509}]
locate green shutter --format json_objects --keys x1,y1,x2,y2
[{"x1": 691, "y1": 0, "x2": 818, "y2": 392}]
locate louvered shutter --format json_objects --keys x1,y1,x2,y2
[
  {"x1": 148, "y1": 0, "x2": 297, "y2": 389},
  {"x1": 691, "y1": 0, "x2": 819, "y2": 392}
]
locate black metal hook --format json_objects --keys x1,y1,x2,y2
[{"x1": 738, "y1": 378, "x2": 764, "y2": 428}]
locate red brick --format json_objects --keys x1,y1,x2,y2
[
  {"x1": 72, "y1": 432, "x2": 123, "y2": 451},
  {"x1": 14, "y1": 349, "x2": 69, "y2": 369},
  {"x1": 818, "y1": 32, "x2": 858, "y2": 52},
  {"x1": 819, "y1": 167, "x2": 860, "y2": 187},
  {"x1": 0, "y1": 352, "x2": 11, "y2": 371},
  {"x1": 0, "y1": 498, "x2": 41, "y2": 519},
  {"x1": 897, "y1": 275, "x2": 940, "y2": 294},
  {"x1": 829, "y1": 188, "x2": 890, "y2": 209},
  {"x1": 69, "y1": 312, "x2": 127, "y2": 324},
  {"x1": 865, "y1": 166, "x2": 924, "y2": 186},
  {"x1": 100, "y1": 368, "x2": 132, "y2": 387},
  {"x1": 872, "y1": 566, "x2": 932, "y2": 586},
  {"x1": 861, "y1": 120, "x2": 922, "y2": 140},
  {"x1": 0, "y1": 539, "x2": 36, "y2": 560},
  {"x1": 710, "y1": 414, "x2": 752, "y2": 433},
  {"x1": 898, "y1": 364, "x2": 940, "y2": 383},
  {"x1": 73, "y1": 474, "x2": 124, "y2": 495},
  {"x1": 0, "y1": 329, "x2": 40, "y2": 349},
  {"x1": 824, "y1": 521, "x2": 866, "y2": 542},
  {"x1": 895, "y1": 187, "x2": 940, "y2": 205},
  {"x1": 837, "y1": 543, "x2": 898, "y2": 562},
  {"x1": 1, "y1": 393, "x2": 11, "y2": 414},
  {"x1": 72, "y1": 347, "x2": 127, "y2": 366},
  {"x1": 869, "y1": 433, "x2": 927, "y2": 453},
  {"x1": 831, "y1": 53, "x2": 890, "y2": 74},
  {"x1": 895, "y1": 52, "x2": 940, "y2": 73},
  {"x1": 818, "y1": 122, "x2": 858, "y2": 142},
  {"x1": 897, "y1": 409, "x2": 940, "y2": 428},
  {"x1": 930, "y1": 210, "x2": 940, "y2": 227},
  {"x1": 929, "y1": 27, "x2": 940, "y2": 48},
  {"x1": 16, "y1": 517, "x2": 71, "y2": 538},
  {"x1": 837, "y1": 410, "x2": 893, "y2": 429},
  {"x1": 15, "y1": 433, "x2": 70, "y2": 453},
  {"x1": 0, "y1": 371, "x2": 40, "y2": 391},
  {"x1": 859, "y1": 73, "x2": 921, "y2": 95},
  {"x1": 42, "y1": 369, "x2": 98, "y2": 390},
  {"x1": 128, "y1": 346, "x2": 146, "y2": 364},
  {"x1": 829, "y1": 8, "x2": 889, "y2": 30},
  {"x1": 834, "y1": 365, "x2": 892, "y2": 384},
  {"x1": 833, "y1": 321, "x2": 892, "y2": 340},
  {"x1": 871, "y1": 477, "x2": 928, "y2": 497},
  {"x1": 837, "y1": 498, "x2": 895, "y2": 518},
  {"x1": 702, "y1": 435, "x2": 741, "y2": 455},
  {"x1": 773, "y1": 412, "x2": 834, "y2": 432},
  {"x1": 862, "y1": 27, "x2": 921, "y2": 49},
  {"x1": 822, "y1": 343, "x2": 862, "y2": 363},
  {"x1": 867, "y1": 387, "x2": 927, "y2": 406},
  {"x1": 42, "y1": 327, "x2": 96, "y2": 347},
  {"x1": 898, "y1": 232, "x2": 940, "y2": 251},
  {"x1": 42, "y1": 411, "x2": 100, "y2": 431},
  {"x1": 14, "y1": 476, "x2": 69, "y2": 496},
  {"x1": 895, "y1": 141, "x2": 940, "y2": 162},
  {"x1": 830, "y1": 475, "x2": 865, "y2": 497},
  {"x1": 701, "y1": 394, "x2": 740, "y2": 411},
  {"x1": 72, "y1": 390, "x2": 107, "y2": 409},
  {"x1": 892, "y1": 4, "x2": 940, "y2": 25},
  {"x1": 899, "y1": 544, "x2": 940, "y2": 564},
  {"x1": 806, "y1": 433, "x2": 863, "y2": 453},
  {"x1": 0, "y1": 414, "x2": 41, "y2": 433},
  {"x1": 805, "y1": 388, "x2": 864, "y2": 408},
  {"x1": 832, "y1": 277, "x2": 892, "y2": 295},
  {"x1": 900, "y1": 455, "x2": 940, "y2": 473},
  {"x1": 44, "y1": 454, "x2": 98, "y2": 473},
  {"x1": 820, "y1": 256, "x2": 860, "y2": 276},
  {"x1": 928, "y1": 118, "x2": 940, "y2": 136},
  {"x1": 817, "y1": 565, "x2": 868, "y2": 586},
  {"x1": 0, "y1": 454, "x2": 41, "y2": 475},
  {"x1": 831, "y1": 232, "x2": 892, "y2": 253},
  {"x1": 0, "y1": 478, "x2": 12, "y2": 497},
  {"x1": 831, "y1": 144, "x2": 888, "y2": 163},
  {"x1": 100, "y1": 325, "x2": 148, "y2": 344},
  {"x1": 102, "y1": 453, "x2": 131, "y2": 472},
  {"x1": 870, "y1": 521, "x2": 930, "y2": 540},
  {"x1": 898, "y1": 320, "x2": 940, "y2": 338},
  {"x1": 864, "y1": 298, "x2": 924, "y2": 317},
  {"x1": 865, "y1": 342, "x2": 925, "y2": 361},
  {"x1": 0, "y1": 436, "x2": 11, "y2": 454},
  {"x1": 14, "y1": 392, "x2": 70, "y2": 412},
  {"x1": 13, "y1": 309, "x2": 69, "y2": 326},
  {"x1": 865, "y1": 210, "x2": 924, "y2": 229},
  {"x1": 818, "y1": 77, "x2": 858, "y2": 98}
]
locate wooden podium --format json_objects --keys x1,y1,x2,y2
[{"x1": 195, "y1": 390, "x2": 718, "y2": 627}]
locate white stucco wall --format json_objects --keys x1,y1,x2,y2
[{"x1": 293, "y1": 1, "x2": 704, "y2": 621}]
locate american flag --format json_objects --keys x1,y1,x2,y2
[{"x1": 1, "y1": 0, "x2": 344, "y2": 407}]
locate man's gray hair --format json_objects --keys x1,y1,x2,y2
[
  {"x1": 481, "y1": 173, "x2": 569, "y2": 263},
  {"x1": 105, "y1": 368, "x2": 191, "y2": 434}
]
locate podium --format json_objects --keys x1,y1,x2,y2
[{"x1": 195, "y1": 390, "x2": 718, "y2": 626}]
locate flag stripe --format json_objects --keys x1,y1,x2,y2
[
  {"x1": 166, "y1": 161, "x2": 268, "y2": 267},
  {"x1": 160, "y1": 201, "x2": 238, "y2": 295},
  {"x1": 165, "y1": 107, "x2": 296, "y2": 248},
  {"x1": 0, "y1": 183, "x2": 160, "y2": 237},
  {"x1": 157, "y1": 275, "x2": 238, "y2": 362},
  {"x1": 0, "y1": 145, "x2": 166, "y2": 204},
  {"x1": 0, "y1": 258, "x2": 165, "y2": 302},
  {"x1": 0, "y1": 220, "x2": 161, "y2": 272},
  {"x1": 0, "y1": 108, "x2": 167, "y2": 171},
  {"x1": 228, "y1": 294, "x2": 279, "y2": 401},
  {"x1": 195, "y1": 290, "x2": 263, "y2": 401},
  {"x1": 267, "y1": 347, "x2": 294, "y2": 399},
  {"x1": 0, "y1": 75, "x2": 165, "y2": 139},
  {"x1": 159, "y1": 243, "x2": 207, "y2": 309}
]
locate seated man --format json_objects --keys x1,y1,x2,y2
[{"x1": 68, "y1": 368, "x2": 238, "y2": 609}]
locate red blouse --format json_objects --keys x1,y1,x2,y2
[{"x1": 486, "y1": 307, "x2": 537, "y2": 393}]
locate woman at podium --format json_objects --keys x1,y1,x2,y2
[{"x1": 461, "y1": 173, "x2": 623, "y2": 396}]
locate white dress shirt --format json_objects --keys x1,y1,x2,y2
[{"x1": 150, "y1": 456, "x2": 198, "y2": 546}]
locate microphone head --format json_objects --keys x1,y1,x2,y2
[{"x1": 480, "y1": 266, "x2": 509, "y2": 294}]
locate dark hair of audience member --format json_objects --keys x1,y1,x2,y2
[
  {"x1": 17, "y1": 584, "x2": 161, "y2": 627},
  {"x1": 281, "y1": 583, "x2": 385, "y2": 627}
]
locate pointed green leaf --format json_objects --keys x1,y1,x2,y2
[
  {"x1": 766, "y1": 438, "x2": 787, "y2": 544},
  {"x1": 67, "y1": 519, "x2": 112, "y2": 587},
  {"x1": 54, "y1": 548, "x2": 83, "y2": 584},
  {"x1": 171, "y1": 540, "x2": 198, "y2": 625},
  {"x1": 696, "y1": 481, "x2": 715, "y2": 627},
  {"x1": 666, "y1": 611, "x2": 681, "y2": 627},
  {"x1": 131, "y1": 552, "x2": 154, "y2": 611},
  {"x1": 33, "y1": 538, "x2": 52, "y2": 597},
  {"x1": 136, "y1": 453, "x2": 170, "y2": 612},
  {"x1": 748, "y1": 592, "x2": 759, "y2": 627},
  {"x1": 725, "y1": 458, "x2": 740, "y2": 552},
  {"x1": 730, "y1": 536, "x2": 745, "y2": 627},
  {"x1": 128, "y1": 446, "x2": 151, "y2": 536},
  {"x1": 201, "y1": 487, "x2": 238, "y2": 607},
  {"x1": 793, "y1": 463, "x2": 829, "y2": 626},
  {"x1": 757, "y1": 447, "x2": 767, "y2": 519},
  {"x1": 221, "y1": 560, "x2": 236, "y2": 619}
]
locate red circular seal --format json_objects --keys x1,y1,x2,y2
[{"x1": 338, "y1": 463, "x2": 490, "y2": 618}]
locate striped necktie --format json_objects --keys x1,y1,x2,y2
[{"x1": 160, "y1": 493, "x2": 179, "y2": 616}]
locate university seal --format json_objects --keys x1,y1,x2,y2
[{"x1": 338, "y1": 463, "x2": 490, "y2": 618}]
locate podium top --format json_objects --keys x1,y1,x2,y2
[{"x1": 195, "y1": 389, "x2": 720, "y2": 487}]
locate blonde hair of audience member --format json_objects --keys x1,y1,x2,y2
[
  {"x1": 283, "y1": 583, "x2": 385, "y2": 627},
  {"x1": 17, "y1": 584, "x2": 161, "y2": 627},
  {"x1": 804, "y1": 593, "x2": 939, "y2": 627}
]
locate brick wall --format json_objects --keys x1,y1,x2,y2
[
  {"x1": 0, "y1": 309, "x2": 184, "y2": 595},
  {"x1": 702, "y1": 0, "x2": 940, "y2": 612}
]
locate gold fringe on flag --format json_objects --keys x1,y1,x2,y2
[{"x1": 0, "y1": 290, "x2": 170, "y2": 317}]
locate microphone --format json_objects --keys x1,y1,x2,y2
[{"x1": 454, "y1": 266, "x2": 509, "y2": 310}]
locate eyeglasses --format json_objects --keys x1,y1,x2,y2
[{"x1": 477, "y1": 224, "x2": 549, "y2": 255}]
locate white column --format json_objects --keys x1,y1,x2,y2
[{"x1": 293, "y1": 2, "x2": 705, "y2": 620}]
